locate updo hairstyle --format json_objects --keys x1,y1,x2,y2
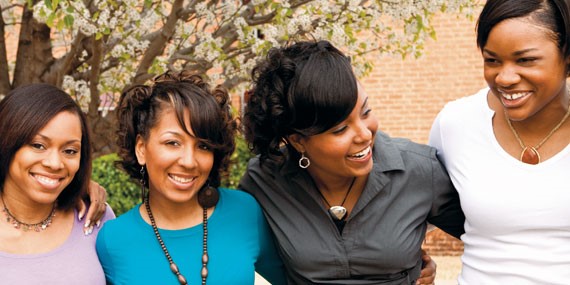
[
  {"x1": 116, "y1": 70, "x2": 237, "y2": 188},
  {"x1": 243, "y1": 40, "x2": 358, "y2": 164}
]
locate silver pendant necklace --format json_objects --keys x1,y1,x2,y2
[{"x1": 317, "y1": 177, "x2": 357, "y2": 221}]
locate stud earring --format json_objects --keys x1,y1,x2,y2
[{"x1": 298, "y1": 152, "x2": 310, "y2": 169}]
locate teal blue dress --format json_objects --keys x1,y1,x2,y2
[{"x1": 96, "y1": 188, "x2": 286, "y2": 284}]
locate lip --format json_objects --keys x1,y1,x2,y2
[
  {"x1": 31, "y1": 173, "x2": 64, "y2": 190},
  {"x1": 496, "y1": 89, "x2": 532, "y2": 108},
  {"x1": 168, "y1": 173, "x2": 198, "y2": 189},
  {"x1": 347, "y1": 145, "x2": 372, "y2": 162}
]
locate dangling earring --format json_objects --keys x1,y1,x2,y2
[
  {"x1": 197, "y1": 181, "x2": 219, "y2": 209},
  {"x1": 139, "y1": 165, "x2": 147, "y2": 202},
  {"x1": 299, "y1": 152, "x2": 310, "y2": 169}
]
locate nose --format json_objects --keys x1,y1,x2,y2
[
  {"x1": 495, "y1": 65, "x2": 521, "y2": 87},
  {"x1": 178, "y1": 146, "x2": 197, "y2": 169},
  {"x1": 354, "y1": 119, "x2": 373, "y2": 144},
  {"x1": 42, "y1": 150, "x2": 64, "y2": 170}
]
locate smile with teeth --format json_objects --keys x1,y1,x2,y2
[
  {"x1": 348, "y1": 146, "x2": 371, "y2": 158},
  {"x1": 169, "y1": 174, "x2": 196, "y2": 183},
  {"x1": 33, "y1": 174, "x2": 61, "y2": 185},
  {"x1": 500, "y1": 91, "x2": 531, "y2": 100}
]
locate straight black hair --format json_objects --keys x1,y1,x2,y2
[
  {"x1": 0, "y1": 83, "x2": 92, "y2": 210},
  {"x1": 477, "y1": 0, "x2": 570, "y2": 61}
]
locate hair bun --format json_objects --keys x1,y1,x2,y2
[{"x1": 120, "y1": 85, "x2": 152, "y2": 110}]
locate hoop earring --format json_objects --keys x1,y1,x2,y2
[
  {"x1": 299, "y1": 152, "x2": 310, "y2": 169},
  {"x1": 139, "y1": 165, "x2": 147, "y2": 202},
  {"x1": 197, "y1": 181, "x2": 219, "y2": 209}
]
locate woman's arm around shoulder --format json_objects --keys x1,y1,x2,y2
[
  {"x1": 427, "y1": 149, "x2": 465, "y2": 239},
  {"x1": 250, "y1": 195, "x2": 287, "y2": 285}
]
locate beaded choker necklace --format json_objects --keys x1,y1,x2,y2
[
  {"x1": 1, "y1": 196, "x2": 56, "y2": 232},
  {"x1": 144, "y1": 197, "x2": 209, "y2": 285}
]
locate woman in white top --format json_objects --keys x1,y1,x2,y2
[{"x1": 430, "y1": 0, "x2": 570, "y2": 284}]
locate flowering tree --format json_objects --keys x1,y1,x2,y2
[{"x1": 0, "y1": 0, "x2": 477, "y2": 156}]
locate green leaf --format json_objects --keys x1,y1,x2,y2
[
  {"x1": 46, "y1": 13, "x2": 56, "y2": 28},
  {"x1": 45, "y1": 0, "x2": 53, "y2": 10},
  {"x1": 95, "y1": 32, "x2": 103, "y2": 40},
  {"x1": 57, "y1": 18, "x2": 64, "y2": 30},
  {"x1": 64, "y1": 15, "x2": 74, "y2": 28}
]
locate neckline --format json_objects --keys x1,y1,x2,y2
[
  {"x1": 0, "y1": 209, "x2": 80, "y2": 258},
  {"x1": 482, "y1": 88, "x2": 570, "y2": 167},
  {"x1": 135, "y1": 191, "x2": 222, "y2": 237}
]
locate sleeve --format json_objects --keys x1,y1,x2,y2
[
  {"x1": 254, "y1": 203, "x2": 287, "y2": 285},
  {"x1": 427, "y1": 152, "x2": 465, "y2": 239},
  {"x1": 96, "y1": 223, "x2": 117, "y2": 284},
  {"x1": 100, "y1": 204, "x2": 116, "y2": 225},
  {"x1": 238, "y1": 157, "x2": 268, "y2": 198},
  {"x1": 428, "y1": 110, "x2": 447, "y2": 166}
]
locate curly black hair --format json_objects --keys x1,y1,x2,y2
[
  {"x1": 243, "y1": 40, "x2": 358, "y2": 164},
  {"x1": 116, "y1": 70, "x2": 237, "y2": 188}
]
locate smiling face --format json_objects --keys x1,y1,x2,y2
[
  {"x1": 3, "y1": 111, "x2": 82, "y2": 206},
  {"x1": 291, "y1": 84, "x2": 378, "y2": 181},
  {"x1": 483, "y1": 17, "x2": 570, "y2": 121},
  {"x1": 136, "y1": 106, "x2": 214, "y2": 205}
]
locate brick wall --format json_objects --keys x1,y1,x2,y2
[{"x1": 359, "y1": 12, "x2": 487, "y2": 256}]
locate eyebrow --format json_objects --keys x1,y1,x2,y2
[
  {"x1": 362, "y1": 97, "x2": 369, "y2": 109},
  {"x1": 163, "y1": 130, "x2": 196, "y2": 138},
  {"x1": 35, "y1": 134, "x2": 81, "y2": 144},
  {"x1": 483, "y1": 48, "x2": 538, "y2": 57}
]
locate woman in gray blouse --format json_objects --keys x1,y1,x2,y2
[{"x1": 239, "y1": 40, "x2": 464, "y2": 285}]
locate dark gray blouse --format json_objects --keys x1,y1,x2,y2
[{"x1": 239, "y1": 131, "x2": 465, "y2": 285}]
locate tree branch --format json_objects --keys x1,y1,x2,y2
[
  {"x1": 1, "y1": 3, "x2": 22, "y2": 13},
  {"x1": 131, "y1": 0, "x2": 185, "y2": 87},
  {"x1": 43, "y1": 32, "x2": 87, "y2": 86}
]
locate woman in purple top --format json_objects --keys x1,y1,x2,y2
[{"x1": 0, "y1": 83, "x2": 114, "y2": 284}]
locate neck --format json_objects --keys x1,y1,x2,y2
[
  {"x1": 309, "y1": 172, "x2": 357, "y2": 196},
  {"x1": 1, "y1": 191, "x2": 57, "y2": 224},
  {"x1": 509, "y1": 88, "x2": 570, "y2": 131},
  {"x1": 143, "y1": 193, "x2": 206, "y2": 230}
]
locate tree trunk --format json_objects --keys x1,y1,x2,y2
[
  {"x1": 86, "y1": 36, "x2": 118, "y2": 158},
  {"x1": 0, "y1": 9, "x2": 11, "y2": 95},
  {"x1": 90, "y1": 113, "x2": 118, "y2": 157},
  {"x1": 12, "y1": 2, "x2": 55, "y2": 88}
]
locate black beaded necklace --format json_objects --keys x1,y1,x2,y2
[{"x1": 144, "y1": 197, "x2": 209, "y2": 285}]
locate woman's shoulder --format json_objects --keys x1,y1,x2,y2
[
  {"x1": 216, "y1": 188, "x2": 264, "y2": 223},
  {"x1": 378, "y1": 132, "x2": 437, "y2": 161},
  {"x1": 219, "y1": 188, "x2": 259, "y2": 208},
  {"x1": 98, "y1": 205, "x2": 141, "y2": 232},
  {"x1": 440, "y1": 87, "x2": 489, "y2": 116}
]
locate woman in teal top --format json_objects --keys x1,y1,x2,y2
[{"x1": 96, "y1": 71, "x2": 285, "y2": 284}]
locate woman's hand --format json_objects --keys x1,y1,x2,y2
[
  {"x1": 76, "y1": 180, "x2": 108, "y2": 235},
  {"x1": 416, "y1": 249, "x2": 436, "y2": 285}
]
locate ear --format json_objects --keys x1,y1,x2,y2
[
  {"x1": 287, "y1": 133, "x2": 306, "y2": 153},
  {"x1": 135, "y1": 135, "x2": 146, "y2": 165}
]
